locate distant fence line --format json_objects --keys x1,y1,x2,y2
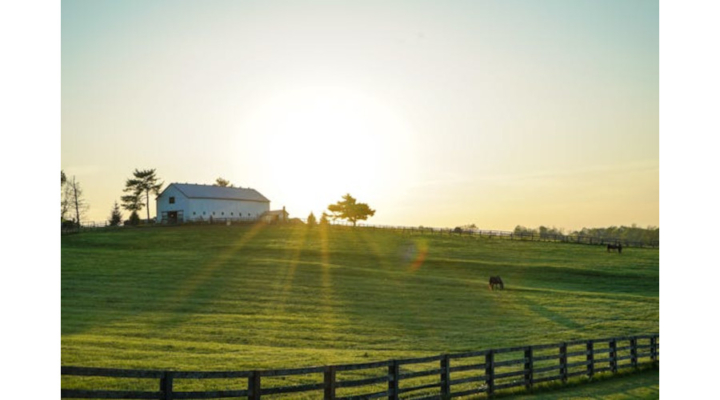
[
  {"x1": 61, "y1": 334, "x2": 659, "y2": 399},
  {"x1": 330, "y1": 222, "x2": 659, "y2": 249},
  {"x1": 61, "y1": 219, "x2": 659, "y2": 248}
]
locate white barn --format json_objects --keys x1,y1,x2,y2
[{"x1": 156, "y1": 183, "x2": 271, "y2": 224}]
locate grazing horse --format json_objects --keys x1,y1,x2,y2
[
  {"x1": 489, "y1": 276, "x2": 504, "y2": 290},
  {"x1": 607, "y1": 244, "x2": 623, "y2": 254}
]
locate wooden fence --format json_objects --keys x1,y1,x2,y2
[{"x1": 62, "y1": 334, "x2": 658, "y2": 399}]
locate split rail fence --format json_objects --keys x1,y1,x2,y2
[{"x1": 62, "y1": 334, "x2": 658, "y2": 399}]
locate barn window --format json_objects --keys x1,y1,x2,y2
[
  {"x1": 231, "y1": 212, "x2": 234, "y2": 216},
  {"x1": 169, "y1": 197, "x2": 175, "y2": 204},
  {"x1": 193, "y1": 212, "x2": 196, "y2": 215},
  {"x1": 221, "y1": 212, "x2": 224, "y2": 216},
  {"x1": 203, "y1": 211, "x2": 206, "y2": 215},
  {"x1": 212, "y1": 212, "x2": 215, "y2": 215}
]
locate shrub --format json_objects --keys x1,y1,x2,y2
[{"x1": 125, "y1": 211, "x2": 140, "y2": 226}]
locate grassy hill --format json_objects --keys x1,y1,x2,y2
[{"x1": 61, "y1": 223, "x2": 658, "y2": 395}]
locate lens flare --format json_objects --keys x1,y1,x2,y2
[{"x1": 403, "y1": 239, "x2": 429, "y2": 272}]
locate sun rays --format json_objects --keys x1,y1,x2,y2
[
  {"x1": 263, "y1": 225, "x2": 310, "y2": 315},
  {"x1": 155, "y1": 222, "x2": 268, "y2": 318}
]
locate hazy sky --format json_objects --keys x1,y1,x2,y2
[{"x1": 61, "y1": 0, "x2": 659, "y2": 231}]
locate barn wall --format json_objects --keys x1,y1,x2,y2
[
  {"x1": 186, "y1": 198, "x2": 269, "y2": 221},
  {"x1": 156, "y1": 185, "x2": 190, "y2": 222}
]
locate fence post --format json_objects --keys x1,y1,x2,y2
[
  {"x1": 586, "y1": 340, "x2": 594, "y2": 378},
  {"x1": 650, "y1": 336, "x2": 658, "y2": 363},
  {"x1": 524, "y1": 346, "x2": 533, "y2": 390},
  {"x1": 440, "y1": 354, "x2": 451, "y2": 397},
  {"x1": 324, "y1": 366, "x2": 336, "y2": 400},
  {"x1": 388, "y1": 360, "x2": 400, "y2": 400},
  {"x1": 630, "y1": 337, "x2": 638, "y2": 368},
  {"x1": 160, "y1": 371, "x2": 174, "y2": 400},
  {"x1": 559, "y1": 343, "x2": 568, "y2": 384},
  {"x1": 248, "y1": 370, "x2": 261, "y2": 400},
  {"x1": 485, "y1": 351, "x2": 495, "y2": 396},
  {"x1": 609, "y1": 339, "x2": 618, "y2": 373}
]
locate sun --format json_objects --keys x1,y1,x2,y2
[{"x1": 239, "y1": 85, "x2": 418, "y2": 217}]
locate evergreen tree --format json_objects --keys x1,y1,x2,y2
[
  {"x1": 319, "y1": 212, "x2": 330, "y2": 226},
  {"x1": 307, "y1": 212, "x2": 317, "y2": 227},
  {"x1": 124, "y1": 169, "x2": 163, "y2": 222},
  {"x1": 121, "y1": 193, "x2": 144, "y2": 223},
  {"x1": 108, "y1": 201, "x2": 123, "y2": 226},
  {"x1": 128, "y1": 210, "x2": 140, "y2": 226}
]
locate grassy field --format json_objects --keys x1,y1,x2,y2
[
  {"x1": 501, "y1": 367, "x2": 659, "y2": 399},
  {"x1": 61, "y1": 223, "x2": 659, "y2": 396}
]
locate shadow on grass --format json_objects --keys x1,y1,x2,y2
[
  {"x1": 521, "y1": 297, "x2": 584, "y2": 331},
  {"x1": 497, "y1": 365, "x2": 659, "y2": 399}
]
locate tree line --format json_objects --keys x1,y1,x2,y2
[
  {"x1": 61, "y1": 168, "x2": 164, "y2": 228},
  {"x1": 61, "y1": 170, "x2": 655, "y2": 242},
  {"x1": 513, "y1": 224, "x2": 659, "y2": 244}
]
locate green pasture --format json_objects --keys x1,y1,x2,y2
[
  {"x1": 502, "y1": 367, "x2": 659, "y2": 399},
  {"x1": 61, "y1": 224, "x2": 659, "y2": 396}
]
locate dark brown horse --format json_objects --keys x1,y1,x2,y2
[
  {"x1": 607, "y1": 244, "x2": 623, "y2": 254},
  {"x1": 489, "y1": 276, "x2": 504, "y2": 290}
]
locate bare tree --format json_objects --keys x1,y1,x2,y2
[
  {"x1": 64, "y1": 175, "x2": 89, "y2": 226},
  {"x1": 61, "y1": 170, "x2": 70, "y2": 221}
]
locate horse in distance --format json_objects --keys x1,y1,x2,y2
[
  {"x1": 607, "y1": 243, "x2": 623, "y2": 254},
  {"x1": 489, "y1": 276, "x2": 504, "y2": 290}
]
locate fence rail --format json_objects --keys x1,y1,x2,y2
[{"x1": 62, "y1": 334, "x2": 659, "y2": 399}]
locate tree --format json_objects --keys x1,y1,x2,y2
[
  {"x1": 124, "y1": 169, "x2": 163, "y2": 222},
  {"x1": 538, "y1": 225, "x2": 549, "y2": 238},
  {"x1": 108, "y1": 201, "x2": 123, "y2": 226},
  {"x1": 61, "y1": 170, "x2": 70, "y2": 221},
  {"x1": 327, "y1": 194, "x2": 375, "y2": 226},
  {"x1": 121, "y1": 193, "x2": 144, "y2": 225},
  {"x1": 64, "y1": 175, "x2": 88, "y2": 227},
  {"x1": 319, "y1": 212, "x2": 330, "y2": 226},
  {"x1": 307, "y1": 212, "x2": 317, "y2": 227},
  {"x1": 514, "y1": 225, "x2": 537, "y2": 236},
  {"x1": 128, "y1": 211, "x2": 140, "y2": 226},
  {"x1": 214, "y1": 177, "x2": 233, "y2": 187}
]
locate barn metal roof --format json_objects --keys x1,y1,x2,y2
[{"x1": 168, "y1": 183, "x2": 270, "y2": 202}]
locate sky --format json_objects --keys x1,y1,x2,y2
[{"x1": 61, "y1": 0, "x2": 659, "y2": 231}]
